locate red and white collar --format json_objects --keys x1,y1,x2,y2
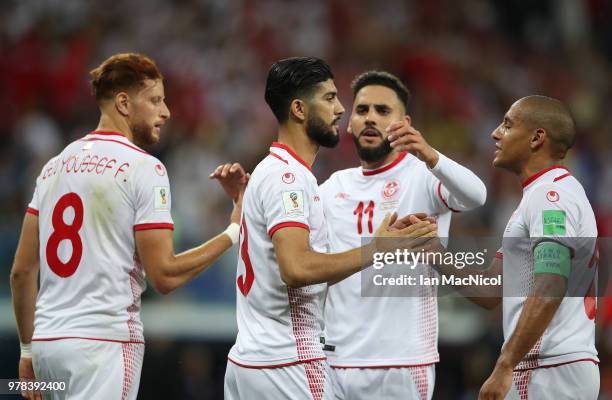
[
  {"x1": 522, "y1": 165, "x2": 570, "y2": 189},
  {"x1": 361, "y1": 152, "x2": 408, "y2": 176},
  {"x1": 270, "y1": 142, "x2": 313, "y2": 172}
]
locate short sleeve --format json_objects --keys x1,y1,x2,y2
[
  {"x1": 260, "y1": 168, "x2": 311, "y2": 238},
  {"x1": 525, "y1": 184, "x2": 578, "y2": 250},
  {"x1": 26, "y1": 183, "x2": 40, "y2": 216},
  {"x1": 131, "y1": 158, "x2": 174, "y2": 231}
]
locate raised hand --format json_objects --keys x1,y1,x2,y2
[
  {"x1": 387, "y1": 117, "x2": 439, "y2": 169},
  {"x1": 209, "y1": 162, "x2": 250, "y2": 202}
]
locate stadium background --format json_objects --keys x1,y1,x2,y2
[{"x1": 0, "y1": 0, "x2": 611, "y2": 398}]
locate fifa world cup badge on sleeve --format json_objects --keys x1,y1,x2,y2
[
  {"x1": 154, "y1": 186, "x2": 170, "y2": 211},
  {"x1": 282, "y1": 190, "x2": 304, "y2": 216}
]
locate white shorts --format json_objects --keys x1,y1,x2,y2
[
  {"x1": 330, "y1": 364, "x2": 435, "y2": 400},
  {"x1": 508, "y1": 360, "x2": 599, "y2": 400},
  {"x1": 225, "y1": 359, "x2": 335, "y2": 399},
  {"x1": 32, "y1": 338, "x2": 144, "y2": 400}
]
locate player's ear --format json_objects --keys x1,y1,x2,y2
[
  {"x1": 404, "y1": 115, "x2": 412, "y2": 126},
  {"x1": 115, "y1": 92, "x2": 130, "y2": 117},
  {"x1": 530, "y1": 128, "x2": 546, "y2": 150},
  {"x1": 289, "y1": 99, "x2": 306, "y2": 123}
]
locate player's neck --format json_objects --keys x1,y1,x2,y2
[
  {"x1": 518, "y1": 157, "x2": 563, "y2": 185},
  {"x1": 95, "y1": 114, "x2": 134, "y2": 143},
  {"x1": 276, "y1": 126, "x2": 318, "y2": 168},
  {"x1": 361, "y1": 151, "x2": 399, "y2": 171}
]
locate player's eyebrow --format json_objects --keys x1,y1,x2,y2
[{"x1": 503, "y1": 116, "x2": 513, "y2": 125}]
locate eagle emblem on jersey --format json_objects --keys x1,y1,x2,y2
[
  {"x1": 382, "y1": 180, "x2": 400, "y2": 199},
  {"x1": 155, "y1": 163, "x2": 166, "y2": 176},
  {"x1": 546, "y1": 190, "x2": 560, "y2": 202},
  {"x1": 282, "y1": 172, "x2": 295, "y2": 184}
]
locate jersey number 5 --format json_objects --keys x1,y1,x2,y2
[
  {"x1": 353, "y1": 201, "x2": 375, "y2": 234},
  {"x1": 237, "y1": 218, "x2": 255, "y2": 296},
  {"x1": 45, "y1": 192, "x2": 84, "y2": 278}
]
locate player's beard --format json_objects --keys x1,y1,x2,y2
[
  {"x1": 130, "y1": 121, "x2": 157, "y2": 147},
  {"x1": 306, "y1": 113, "x2": 340, "y2": 148},
  {"x1": 352, "y1": 131, "x2": 393, "y2": 162}
]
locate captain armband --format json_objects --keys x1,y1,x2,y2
[{"x1": 533, "y1": 241, "x2": 571, "y2": 278}]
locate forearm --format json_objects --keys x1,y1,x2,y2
[
  {"x1": 10, "y1": 266, "x2": 38, "y2": 343},
  {"x1": 431, "y1": 254, "x2": 502, "y2": 308},
  {"x1": 160, "y1": 233, "x2": 234, "y2": 293},
  {"x1": 431, "y1": 152, "x2": 487, "y2": 210},
  {"x1": 496, "y1": 295, "x2": 562, "y2": 369},
  {"x1": 284, "y1": 243, "x2": 375, "y2": 287}
]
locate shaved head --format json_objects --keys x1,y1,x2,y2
[{"x1": 513, "y1": 95, "x2": 576, "y2": 158}]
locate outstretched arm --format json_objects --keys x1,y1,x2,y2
[{"x1": 138, "y1": 165, "x2": 247, "y2": 294}]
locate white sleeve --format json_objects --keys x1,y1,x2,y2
[
  {"x1": 27, "y1": 182, "x2": 40, "y2": 215},
  {"x1": 260, "y1": 168, "x2": 312, "y2": 238},
  {"x1": 131, "y1": 158, "x2": 174, "y2": 231},
  {"x1": 429, "y1": 151, "x2": 487, "y2": 212}
]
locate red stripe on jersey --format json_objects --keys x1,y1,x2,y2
[
  {"x1": 512, "y1": 369, "x2": 531, "y2": 400},
  {"x1": 495, "y1": 252, "x2": 503, "y2": 259},
  {"x1": 553, "y1": 173, "x2": 571, "y2": 182},
  {"x1": 80, "y1": 137, "x2": 149, "y2": 154},
  {"x1": 134, "y1": 223, "x2": 174, "y2": 231},
  {"x1": 32, "y1": 336, "x2": 144, "y2": 344},
  {"x1": 88, "y1": 131, "x2": 126, "y2": 137},
  {"x1": 268, "y1": 222, "x2": 309, "y2": 238},
  {"x1": 330, "y1": 362, "x2": 435, "y2": 369},
  {"x1": 437, "y1": 182, "x2": 460, "y2": 212},
  {"x1": 514, "y1": 358, "x2": 599, "y2": 372},
  {"x1": 26, "y1": 207, "x2": 39, "y2": 216},
  {"x1": 522, "y1": 166, "x2": 569, "y2": 188},
  {"x1": 362, "y1": 152, "x2": 408, "y2": 176},
  {"x1": 409, "y1": 365, "x2": 430, "y2": 400},
  {"x1": 271, "y1": 142, "x2": 312, "y2": 172},
  {"x1": 122, "y1": 343, "x2": 143, "y2": 400},
  {"x1": 304, "y1": 359, "x2": 326, "y2": 400},
  {"x1": 227, "y1": 356, "x2": 326, "y2": 369},
  {"x1": 269, "y1": 152, "x2": 289, "y2": 164}
]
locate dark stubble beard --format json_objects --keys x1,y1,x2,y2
[
  {"x1": 352, "y1": 131, "x2": 393, "y2": 163},
  {"x1": 306, "y1": 113, "x2": 340, "y2": 148},
  {"x1": 130, "y1": 120, "x2": 157, "y2": 147}
]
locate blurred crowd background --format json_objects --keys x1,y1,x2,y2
[{"x1": 1, "y1": 0, "x2": 611, "y2": 398}]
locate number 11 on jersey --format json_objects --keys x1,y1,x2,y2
[{"x1": 353, "y1": 201, "x2": 375, "y2": 235}]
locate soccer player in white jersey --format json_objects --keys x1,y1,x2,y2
[
  {"x1": 420, "y1": 96, "x2": 599, "y2": 399},
  {"x1": 318, "y1": 71, "x2": 487, "y2": 399},
  {"x1": 10, "y1": 53, "x2": 247, "y2": 400},
  {"x1": 220, "y1": 58, "x2": 438, "y2": 400}
]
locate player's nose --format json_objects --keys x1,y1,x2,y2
[
  {"x1": 161, "y1": 101, "x2": 171, "y2": 120},
  {"x1": 491, "y1": 124, "x2": 502, "y2": 140}
]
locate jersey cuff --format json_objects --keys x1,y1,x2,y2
[
  {"x1": 26, "y1": 207, "x2": 39, "y2": 216},
  {"x1": 437, "y1": 182, "x2": 460, "y2": 212},
  {"x1": 134, "y1": 223, "x2": 174, "y2": 231},
  {"x1": 268, "y1": 222, "x2": 310, "y2": 238}
]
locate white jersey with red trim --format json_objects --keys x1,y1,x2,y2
[
  {"x1": 228, "y1": 143, "x2": 329, "y2": 367},
  {"x1": 27, "y1": 131, "x2": 174, "y2": 343},
  {"x1": 320, "y1": 151, "x2": 487, "y2": 367},
  {"x1": 500, "y1": 166, "x2": 598, "y2": 370}
]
